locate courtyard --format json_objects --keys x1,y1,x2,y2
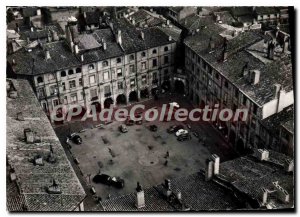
[{"x1": 54, "y1": 94, "x2": 238, "y2": 200}]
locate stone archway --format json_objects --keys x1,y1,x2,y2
[
  {"x1": 116, "y1": 94, "x2": 127, "y2": 105},
  {"x1": 104, "y1": 97, "x2": 114, "y2": 108},
  {"x1": 140, "y1": 89, "x2": 149, "y2": 99},
  {"x1": 129, "y1": 91, "x2": 138, "y2": 102},
  {"x1": 174, "y1": 80, "x2": 185, "y2": 94},
  {"x1": 91, "y1": 102, "x2": 101, "y2": 112}
]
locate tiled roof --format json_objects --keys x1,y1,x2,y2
[
  {"x1": 7, "y1": 40, "x2": 80, "y2": 75},
  {"x1": 219, "y1": 153, "x2": 294, "y2": 208},
  {"x1": 6, "y1": 79, "x2": 86, "y2": 211},
  {"x1": 180, "y1": 14, "x2": 215, "y2": 32},
  {"x1": 262, "y1": 105, "x2": 294, "y2": 135},
  {"x1": 185, "y1": 30, "x2": 293, "y2": 106}
]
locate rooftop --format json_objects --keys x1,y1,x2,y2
[
  {"x1": 184, "y1": 29, "x2": 293, "y2": 106},
  {"x1": 6, "y1": 79, "x2": 86, "y2": 211},
  {"x1": 179, "y1": 14, "x2": 215, "y2": 32}
]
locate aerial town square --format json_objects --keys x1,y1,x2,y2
[{"x1": 6, "y1": 5, "x2": 295, "y2": 212}]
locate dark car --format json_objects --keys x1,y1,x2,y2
[
  {"x1": 177, "y1": 133, "x2": 191, "y2": 141},
  {"x1": 150, "y1": 125, "x2": 158, "y2": 132},
  {"x1": 167, "y1": 125, "x2": 184, "y2": 133},
  {"x1": 125, "y1": 118, "x2": 135, "y2": 126},
  {"x1": 68, "y1": 133, "x2": 82, "y2": 144},
  {"x1": 119, "y1": 124, "x2": 128, "y2": 133},
  {"x1": 93, "y1": 174, "x2": 125, "y2": 188}
]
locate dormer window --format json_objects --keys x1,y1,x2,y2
[
  {"x1": 141, "y1": 52, "x2": 146, "y2": 57},
  {"x1": 152, "y1": 49, "x2": 157, "y2": 54},
  {"x1": 88, "y1": 64, "x2": 95, "y2": 70},
  {"x1": 116, "y1": 57, "x2": 122, "y2": 63},
  {"x1": 37, "y1": 76, "x2": 43, "y2": 83},
  {"x1": 129, "y1": 54, "x2": 134, "y2": 61},
  {"x1": 164, "y1": 46, "x2": 169, "y2": 52},
  {"x1": 102, "y1": 61, "x2": 108, "y2": 67},
  {"x1": 61, "y1": 71, "x2": 66, "y2": 77},
  {"x1": 76, "y1": 67, "x2": 82, "y2": 73},
  {"x1": 68, "y1": 69, "x2": 74, "y2": 75}
]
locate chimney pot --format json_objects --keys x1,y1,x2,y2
[
  {"x1": 135, "y1": 182, "x2": 145, "y2": 209},
  {"x1": 45, "y1": 50, "x2": 51, "y2": 60},
  {"x1": 140, "y1": 31, "x2": 145, "y2": 40},
  {"x1": 74, "y1": 44, "x2": 79, "y2": 54},
  {"x1": 80, "y1": 54, "x2": 84, "y2": 62},
  {"x1": 103, "y1": 42, "x2": 107, "y2": 50},
  {"x1": 205, "y1": 159, "x2": 214, "y2": 181},
  {"x1": 211, "y1": 154, "x2": 220, "y2": 175},
  {"x1": 168, "y1": 36, "x2": 172, "y2": 41}
]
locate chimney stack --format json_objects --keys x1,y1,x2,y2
[
  {"x1": 222, "y1": 38, "x2": 228, "y2": 61},
  {"x1": 74, "y1": 44, "x2": 79, "y2": 54},
  {"x1": 205, "y1": 159, "x2": 214, "y2": 181},
  {"x1": 267, "y1": 41, "x2": 275, "y2": 60},
  {"x1": 168, "y1": 36, "x2": 172, "y2": 41},
  {"x1": 166, "y1": 19, "x2": 170, "y2": 25},
  {"x1": 273, "y1": 83, "x2": 281, "y2": 99},
  {"x1": 211, "y1": 154, "x2": 220, "y2": 175},
  {"x1": 135, "y1": 182, "x2": 145, "y2": 209},
  {"x1": 117, "y1": 30, "x2": 122, "y2": 45},
  {"x1": 52, "y1": 30, "x2": 59, "y2": 41},
  {"x1": 45, "y1": 50, "x2": 51, "y2": 60},
  {"x1": 80, "y1": 54, "x2": 84, "y2": 62},
  {"x1": 208, "y1": 37, "x2": 215, "y2": 51},
  {"x1": 250, "y1": 70, "x2": 260, "y2": 85},
  {"x1": 284, "y1": 159, "x2": 294, "y2": 172},
  {"x1": 132, "y1": 18, "x2": 136, "y2": 25},
  {"x1": 103, "y1": 42, "x2": 107, "y2": 50},
  {"x1": 140, "y1": 31, "x2": 145, "y2": 40},
  {"x1": 261, "y1": 188, "x2": 268, "y2": 205},
  {"x1": 31, "y1": 27, "x2": 34, "y2": 32},
  {"x1": 254, "y1": 149, "x2": 269, "y2": 161}
]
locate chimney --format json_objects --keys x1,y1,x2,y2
[
  {"x1": 24, "y1": 128, "x2": 34, "y2": 143},
  {"x1": 250, "y1": 70, "x2": 260, "y2": 85},
  {"x1": 45, "y1": 50, "x2": 51, "y2": 60},
  {"x1": 164, "y1": 179, "x2": 172, "y2": 197},
  {"x1": 30, "y1": 27, "x2": 34, "y2": 32},
  {"x1": 273, "y1": 181, "x2": 290, "y2": 203},
  {"x1": 135, "y1": 182, "x2": 145, "y2": 209},
  {"x1": 254, "y1": 149, "x2": 269, "y2": 161},
  {"x1": 168, "y1": 36, "x2": 172, "y2": 41},
  {"x1": 140, "y1": 31, "x2": 145, "y2": 40},
  {"x1": 80, "y1": 54, "x2": 84, "y2": 62},
  {"x1": 117, "y1": 30, "x2": 122, "y2": 45},
  {"x1": 166, "y1": 19, "x2": 170, "y2": 25},
  {"x1": 103, "y1": 42, "x2": 107, "y2": 50},
  {"x1": 282, "y1": 36, "x2": 289, "y2": 53},
  {"x1": 273, "y1": 83, "x2": 281, "y2": 99},
  {"x1": 37, "y1": 8, "x2": 41, "y2": 16},
  {"x1": 222, "y1": 38, "x2": 228, "y2": 61},
  {"x1": 47, "y1": 33, "x2": 52, "y2": 42},
  {"x1": 261, "y1": 188, "x2": 268, "y2": 205},
  {"x1": 205, "y1": 159, "x2": 214, "y2": 181},
  {"x1": 211, "y1": 154, "x2": 220, "y2": 175},
  {"x1": 132, "y1": 18, "x2": 135, "y2": 25},
  {"x1": 52, "y1": 30, "x2": 59, "y2": 41},
  {"x1": 267, "y1": 41, "x2": 275, "y2": 60},
  {"x1": 208, "y1": 37, "x2": 215, "y2": 51},
  {"x1": 215, "y1": 14, "x2": 220, "y2": 22},
  {"x1": 74, "y1": 44, "x2": 79, "y2": 54},
  {"x1": 284, "y1": 159, "x2": 294, "y2": 172}
]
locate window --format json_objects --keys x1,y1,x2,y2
[
  {"x1": 130, "y1": 78, "x2": 135, "y2": 87},
  {"x1": 142, "y1": 75, "x2": 147, "y2": 85},
  {"x1": 102, "y1": 61, "x2": 108, "y2": 67},
  {"x1": 37, "y1": 76, "x2": 43, "y2": 83},
  {"x1": 90, "y1": 89, "x2": 97, "y2": 100},
  {"x1": 117, "y1": 68, "x2": 122, "y2": 77},
  {"x1": 129, "y1": 65, "x2": 135, "y2": 73},
  {"x1": 37, "y1": 88, "x2": 45, "y2": 98},
  {"x1": 129, "y1": 54, "x2": 134, "y2": 61},
  {"x1": 53, "y1": 99, "x2": 59, "y2": 107},
  {"x1": 103, "y1": 71, "x2": 109, "y2": 80},
  {"x1": 164, "y1": 46, "x2": 169, "y2": 52},
  {"x1": 104, "y1": 85, "x2": 111, "y2": 96},
  {"x1": 62, "y1": 82, "x2": 66, "y2": 91},
  {"x1": 253, "y1": 104, "x2": 257, "y2": 115},
  {"x1": 79, "y1": 78, "x2": 82, "y2": 86},
  {"x1": 90, "y1": 75, "x2": 96, "y2": 84},
  {"x1": 141, "y1": 52, "x2": 146, "y2": 57},
  {"x1": 197, "y1": 56, "x2": 200, "y2": 63},
  {"x1": 64, "y1": 96, "x2": 68, "y2": 104},
  {"x1": 48, "y1": 73, "x2": 55, "y2": 80},
  {"x1": 69, "y1": 80, "x2": 76, "y2": 89},
  {"x1": 50, "y1": 85, "x2": 58, "y2": 95},
  {"x1": 71, "y1": 93, "x2": 77, "y2": 103},
  {"x1": 68, "y1": 69, "x2": 74, "y2": 75},
  {"x1": 164, "y1": 69, "x2": 168, "y2": 76},
  {"x1": 61, "y1": 71, "x2": 66, "y2": 77},
  {"x1": 116, "y1": 57, "x2": 121, "y2": 63},
  {"x1": 153, "y1": 72, "x2": 157, "y2": 80},
  {"x1": 118, "y1": 81, "x2": 123, "y2": 90},
  {"x1": 164, "y1": 56, "x2": 169, "y2": 64},
  {"x1": 224, "y1": 81, "x2": 228, "y2": 88},
  {"x1": 88, "y1": 64, "x2": 94, "y2": 70},
  {"x1": 141, "y1": 62, "x2": 146, "y2": 70},
  {"x1": 235, "y1": 89, "x2": 239, "y2": 98},
  {"x1": 224, "y1": 93, "x2": 228, "y2": 105},
  {"x1": 152, "y1": 49, "x2": 157, "y2": 54},
  {"x1": 152, "y1": 59, "x2": 157, "y2": 67},
  {"x1": 215, "y1": 73, "x2": 219, "y2": 80},
  {"x1": 243, "y1": 95, "x2": 247, "y2": 105},
  {"x1": 76, "y1": 67, "x2": 82, "y2": 73}
]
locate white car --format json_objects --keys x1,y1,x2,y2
[
  {"x1": 175, "y1": 129, "x2": 188, "y2": 137},
  {"x1": 169, "y1": 102, "x2": 180, "y2": 109}
]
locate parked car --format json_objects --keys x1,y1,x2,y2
[
  {"x1": 93, "y1": 174, "x2": 125, "y2": 188},
  {"x1": 167, "y1": 125, "x2": 184, "y2": 133},
  {"x1": 125, "y1": 118, "x2": 135, "y2": 126},
  {"x1": 135, "y1": 114, "x2": 143, "y2": 125},
  {"x1": 150, "y1": 125, "x2": 158, "y2": 132},
  {"x1": 119, "y1": 124, "x2": 128, "y2": 133},
  {"x1": 67, "y1": 133, "x2": 82, "y2": 144},
  {"x1": 177, "y1": 133, "x2": 192, "y2": 141},
  {"x1": 175, "y1": 129, "x2": 189, "y2": 137}
]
